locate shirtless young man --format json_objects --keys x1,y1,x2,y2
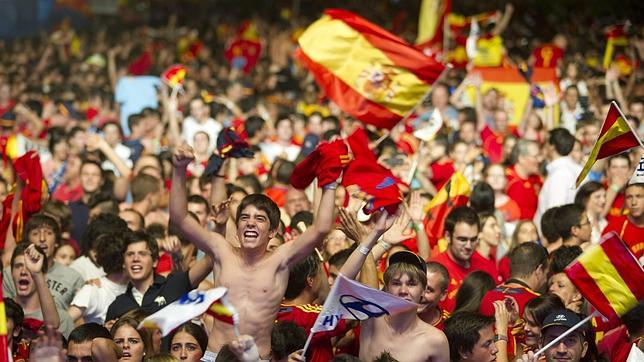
[
  {"x1": 169, "y1": 144, "x2": 338, "y2": 359},
  {"x1": 340, "y1": 212, "x2": 450, "y2": 362}
]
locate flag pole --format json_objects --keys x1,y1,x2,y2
[
  {"x1": 301, "y1": 332, "x2": 315, "y2": 358},
  {"x1": 533, "y1": 311, "x2": 597, "y2": 359},
  {"x1": 612, "y1": 101, "x2": 644, "y2": 149}
]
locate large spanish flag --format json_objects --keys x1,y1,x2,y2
[
  {"x1": 424, "y1": 172, "x2": 470, "y2": 251},
  {"x1": 465, "y1": 66, "x2": 559, "y2": 126},
  {"x1": 576, "y1": 102, "x2": 642, "y2": 187},
  {"x1": 296, "y1": 9, "x2": 446, "y2": 129},
  {"x1": 565, "y1": 232, "x2": 643, "y2": 320}
]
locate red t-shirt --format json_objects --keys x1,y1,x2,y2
[
  {"x1": 604, "y1": 182, "x2": 626, "y2": 224},
  {"x1": 430, "y1": 160, "x2": 455, "y2": 190},
  {"x1": 505, "y1": 166, "x2": 543, "y2": 220},
  {"x1": 597, "y1": 325, "x2": 633, "y2": 362},
  {"x1": 602, "y1": 215, "x2": 644, "y2": 260},
  {"x1": 531, "y1": 44, "x2": 564, "y2": 68},
  {"x1": 276, "y1": 303, "x2": 346, "y2": 362},
  {"x1": 264, "y1": 186, "x2": 288, "y2": 208},
  {"x1": 431, "y1": 251, "x2": 499, "y2": 312}
]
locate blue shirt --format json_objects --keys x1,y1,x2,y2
[{"x1": 115, "y1": 76, "x2": 161, "y2": 135}]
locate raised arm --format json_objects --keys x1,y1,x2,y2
[
  {"x1": 188, "y1": 254, "x2": 214, "y2": 288},
  {"x1": 169, "y1": 144, "x2": 228, "y2": 260},
  {"x1": 340, "y1": 212, "x2": 396, "y2": 280},
  {"x1": 282, "y1": 185, "x2": 337, "y2": 268},
  {"x1": 26, "y1": 245, "x2": 60, "y2": 329}
]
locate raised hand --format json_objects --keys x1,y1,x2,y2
[
  {"x1": 382, "y1": 210, "x2": 415, "y2": 244},
  {"x1": 493, "y1": 300, "x2": 511, "y2": 333},
  {"x1": 159, "y1": 235, "x2": 181, "y2": 256},
  {"x1": 30, "y1": 325, "x2": 66, "y2": 362},
  {"x1": 229, "y1": 334, "x2": 261, "y2": 362},
  {"x1": 211, "y1": 198, "x2": 231, "y2": 227},
  {"x1": 172, "y1": 143, "x2": 195, "y2": 169},
  {"x1": 407, "y1": 190, "x2": 426, "y2": 224},
  {"x1": 338, "y1": 207, "x2": 369, "y2": 243},
  {"x1": 25, "y1": 244, "x2": 45, "y2": 274}
]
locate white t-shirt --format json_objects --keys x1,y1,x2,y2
[
  {"x1": 259, "y1": 141, "x2": 301, "y2": 163},
  {"x1": 70, "y1": 256, "x2": 106, "y2": 281},
  {"x1": 70, "y1": 276, "x2": 127, "y2": 324},
  {"x1": 181, "y1": 116, "x2": 222, "y2": 154}
]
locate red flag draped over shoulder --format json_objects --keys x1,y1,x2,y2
[
  {"x1": 295, "y1": 9, "x2": 446, "y2": 129},
  {"x1": 342, "y1": 128, "x2": 406, "y2": 214},
  {"x1": 565, "y1": 232, "x2": 643, "y2": 320}
]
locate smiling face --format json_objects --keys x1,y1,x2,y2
[
  {"x1": 447, "y1": 222, "x2": 479, "y2": 265},
  {"x1": 124, "y1": 241, "x2": 157, "y2": 284},
  {"x1": 171, "y1": 331, "x2": 203, "y2": 362},
  {"x1": 548, "y1": 273, "x2": 581, "y2": 307},
  {"x1": 422, "y1": 271, "x2": 446, "y2": 308},
  {"x1": 236, "y1": 205, "x2": 275, "y2": 252},
  {"x1": 524, "y1": 313, "x2": 541, "y2": 348},
  {"x1": 586, "y1": 188, "x2": 606, "y2": 216},
  {"x1": 114, "y1": 325, "x2": 145, "y2": 362}
]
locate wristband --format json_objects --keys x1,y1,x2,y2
[
  {"x1": 323, "y1": 181, "x2": 338, "y2": 190},
  {"x1": 379, "y1": 241, "x2": 392, "y2": 251},
  {"x1": 494, "y1": 334, "x2": 508, "y2": 343},
  {"x1": 358, "y1": 245, "x2": 371, "y2": 256}
]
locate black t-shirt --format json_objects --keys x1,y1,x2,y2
[{"x1": 106, "y1": 272, "x2": 191, "y2": 322}]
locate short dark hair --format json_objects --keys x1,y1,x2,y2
[
  {"x1": 444, "y1": 312, "x2": 495, "y2": 360},
  {"x1": 4, "y1": 297, "x2": 24, "y2": 341},
  {"x1": 81, "y1": 213, "x2": 129, "y2": 255},
  {"x1": 322, "y1": 115, "x2": 340, "y2": 130},
  {"x1": 574, "y1": 181, "x2": 604, "y2": 207},
  {"x1": 187, "y1": 194, "x2": 209, "y2": 211},
  {"x1": 554, "y1": 203, "x2": 585, "y2": 241},
  {"x1": 328, "y1": 245, "x2": 356, "y2": 268},
  {"x1": 23, "y1": 213, "x2": 61, "y2": 245},
  {"x1": 426, "y1": 261, "x2": 450, "y2": 292},
  {"x1": 509, "y1": 242, "x2": 548, "y2": 278},
  {"x1": 11, "y1": 243, "x2": 48, "y2": 273},
  {"x1": 271, "y1": 321, "x2": 307, "y2": 360},
  {"x1": 124, "y1": 230, "x2": 159, "y2": 261},
  {"x1": 289, "y1": 211, "x2": 314, "y2": 231},
  {"x1": 235, "y1": 175, "x2": 262, "y2": 194},
  {"x1": 469, "y1": 182, "x2": 495, "y2": 214},
  {"x1": 373, "y1": 351, "x2": 400, "y2": 362},
  {"x1": 540, "y1": 206, "x2": 561, "y2": 244},
  {"x1": 331, "y1": 354, "x2": 362, "y2": 362},
  {"x1": 607, "y1": 153, "x2": 631, "y2": 169},
  {"x1": 236, "y1": 194, "x2": 281, "y2": 231},
  {"x1": 445, "y1": 206, "x2": 480, "y2": 236},
  {"x1": 95, "y1": 230, "x2": 131, "y2": 274},
  {"x1": 169, "y1": 322, "x2": 208, "y2": 356},
  {"x1": 548, "y1": 128, "x2": 575, "y2": 156},
  {"x1": 131, "y1": 174, "x2": 160, "y2": 203},
  {"x1": 274, "y1": 159, "x2": 295, "y2": 185},
  {"x1": 549, "y1": 245, "x2": 582, "y2": 274},
  {"x1": 127, "y1": 113, "x2": 144, "y2": 132},
  {"x1": 284, "y1": 254, "x2": 320, "y2": 300},
  {"x1": 68, "y1": 323, "x2": 111, "y2": 345},
  {"x1": 245, "y1": 116, "x2": 266, "y2": 139}
]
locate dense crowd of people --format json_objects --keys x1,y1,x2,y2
[{"x1": 0, "y1": 1, "x2": 643, "y2": 362}]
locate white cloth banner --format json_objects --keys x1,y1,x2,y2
[
  {"x1": 311, "y1": 274, "x2": 417, "y2": 333},
  {"x1": 139, "y1": 288, "x2": 227, "y2": 336}
]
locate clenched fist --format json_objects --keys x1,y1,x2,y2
[{"x1": 172, "y1": 143, "x2": 195, "y2": 169}]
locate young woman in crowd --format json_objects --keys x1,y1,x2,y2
[
  {"x1": 110, "y1": 316, "x2": 154, "y2": 362},
  {"x1": 169, "y1": 322, "x2": 208, "y2": 362},
  {"x1": 574, "y1": 181, "x2": 607, "y2": 244}
]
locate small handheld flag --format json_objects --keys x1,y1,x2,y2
[{"x1": 576, "y1": 102, "x2": 643, "y2": 187}]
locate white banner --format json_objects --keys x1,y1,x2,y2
[
  {"x1": 311, "y1": 274, "x2": 417, "y2": 333},
  {"x1": 139, "y1": 288, "x2": 227, "y2": 336}
]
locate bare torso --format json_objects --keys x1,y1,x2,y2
[
  {"x1": 359, "y1": 313, "x2": 449, "y2": 362},
  {"x1": 207, "y1": 248, "x2": 288, "y2": 358}
]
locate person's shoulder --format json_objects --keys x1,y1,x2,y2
[{"x1": 419, "y1": 320, "x2": 448, "y2": 344}]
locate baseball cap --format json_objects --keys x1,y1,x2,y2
[
  {"x1": 388, "y1": 251, "x2": 427, "y2": 274},
  {"x1": 542, "y1": 309, "x2": 585, "y2": 334}
]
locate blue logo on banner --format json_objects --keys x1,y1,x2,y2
[{"x1": 339, "y1": 294, "x2": 389, "y2": 320}]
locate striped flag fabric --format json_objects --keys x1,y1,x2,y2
[
  {"x1": 161, "y1": 64, "x2": 187, "y2": 89},
  {"x1": 423, "y1": 172, "x2": 470, "y2": 251},
  {"x1": 295, "y1": 9, "x2": 446, "y2": 129},
  {"x1": 416, "y1": 0, "x2": 452, "y2": 49},
  {"x1": 576, "y1": 102, "x2": 643, "y2": 187},
  {"x1": 140, "y1": 288, "x2": 228, "y2": 336},
  {"x1": 0, "y1": 272, "x2": 9, "y2": 362},
  {"x1": 465, "y1": 66, "x2": 559, "y2": 126},
  {"x1": 207, "y1": 295, "x2": 240, "y2": 326},
  {"x1": 311, "y1": 274, "x2": 417, "y2": 333},
  {"x1": 565, "y1": 232, "x2": 643, "y2": 320}
]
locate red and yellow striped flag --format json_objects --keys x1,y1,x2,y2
[
  {"x1": 576, "y1": 102, "x2": 643, "y2": 187},
  {"x1": 423, "y1": 172, "x2": 470, "y2": 252},
  {"x1": 207, "y1": 295, "x2": 239, "y2": 326},
  {"x1": 565, "y1": 232, "x2": 643, "y2": 320},
  {"x1": 416, "y1": 0, "x2": 452, "y2": 48},
  {"x1": 295, "y1": 9, "x2": 446, "y2": 129},
  {"x1": 1, "y1": 271, "x2": 10, "y2": 362}
]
